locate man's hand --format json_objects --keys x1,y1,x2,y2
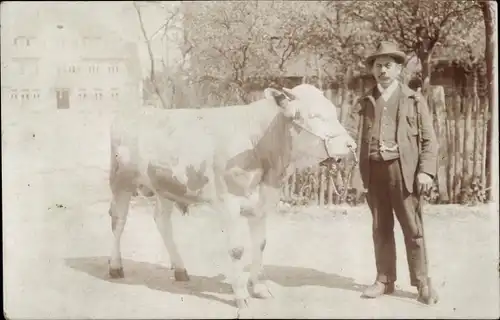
[{"x1": 417, "y1": 172, "x2": 433, "y2": 193}]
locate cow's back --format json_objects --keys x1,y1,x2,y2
[
  {"x1": 111, "y1": 102, "x2": 279, "y2": 158},
  {"x1": 109, "y1": 102, "x2": 280, "y2": 199}
]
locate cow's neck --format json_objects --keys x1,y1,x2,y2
[{"x1": 254, "y1": 111, "x2": 294, "y2": 185}]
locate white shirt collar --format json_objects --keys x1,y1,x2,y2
[{"x1": 377, "y1": 80, "x2": 399, "y2": 101}]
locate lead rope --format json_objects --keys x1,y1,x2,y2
[
  {"x1": 329, "y1": 145, "x2": 359, "y2": 200},
  {"x1": 289, "y1": 116, "x2": 359, "y2": 202}
]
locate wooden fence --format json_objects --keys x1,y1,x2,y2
[
  {"x1": 144, "y1": 72, "x2": 492, "y2": 205},
  {"x1": 278, "y1": 80, "x2": 491, "y2": 205}
]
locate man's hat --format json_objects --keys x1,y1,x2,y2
[{"x1": 365, "y1": 41, "x2": 407, "y2": 67}]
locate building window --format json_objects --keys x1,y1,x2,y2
[
  {"x1": 78, "y1": 89, "x2": 87, "y2": 100},
  {"x1": 89, "y1": 65, "x2": 99, "y2": 74},
  {"x1": 32, "y1": 90, "x2": 40, "y2": 100},
  {"x1": 109, "y1": 65, "x2": 119, "y2": 73},
  {"x1": 10, "y1": 89, "x2": 18, "y2": 100},
  {"x1": 110, "y1": 88, "x2": 119, "y2": 100},
  {"x1": 14, "y1": 37, "x2": 25, "y2": 46},
  {"x1": 94, "y1": 89, "x2": 103, "y2": 100},
  {"x1": 21, "y1": 89, "x2": 30, "y2": 100}
]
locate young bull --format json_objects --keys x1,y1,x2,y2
[{"x1": 107, "y1": 84, "x2": 356, "y2": 313}]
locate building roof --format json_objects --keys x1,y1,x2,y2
[
  {"x1": 7, "y1": 2, "x2": 123, "y2": 39},
  {"x1": 4, "y1": 2, "x2": 130, "y2": 59},
  {"x1": 2, "y1": 2, "x2": 143, "y2": 85}
]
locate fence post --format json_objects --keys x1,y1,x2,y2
[
  {"x1": 453, "y1": 92, "x2": 462, "y2": 202},
  {"x1": 290, "y1": 169, "x2": 297, "y2": 200},
  {"x1": 319, "y1": 166, "x2": 326, "y2": 206},
  {"x1": 327, "y1": 164, "x2": 334, "y2": 206}
]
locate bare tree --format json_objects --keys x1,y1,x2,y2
[
  {"x1": 182, "y1": 1, "x2": 311, "y2": 105},
  {"x1": 133, "y1": 1, "x2": 180, "y2": 108},
  {"x1": 348, "y1": 0, "x2": 481, "y2": 91}
]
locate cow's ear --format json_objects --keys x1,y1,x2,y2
[
  {"x1": 264, "y1": 88, "x2": 299, "y2": 118},
  {"x1": 282, "y1": 87, "x2": 297, "y2": 100},
  {"x1": 264, "y1": 88, "x2": 288, "y2": 106}
]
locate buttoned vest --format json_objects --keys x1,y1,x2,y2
[{"x1": 369, "y1": 85, "x2": 400, "y2": 161}]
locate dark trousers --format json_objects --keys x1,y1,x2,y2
[{"x1": 367, "y1": 158, "x2": 428, "y2": 287}]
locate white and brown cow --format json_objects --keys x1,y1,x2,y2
[{"x1": 107, "y1": 84, "x2": 356, "y2": 311}]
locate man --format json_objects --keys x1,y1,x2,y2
[{"x1": 345, "y1": 41, "x2": 439, "y2": 304}]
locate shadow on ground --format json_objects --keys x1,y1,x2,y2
[
  {"x1": 66, "y1": 257, "x2": 417, "y2": 308},
  {"x1": 65, "y1": 256, "x2": 235, "y2": 307},
  {"x1": 263, "y1": 265, "x2": 418, "y2": 300}
]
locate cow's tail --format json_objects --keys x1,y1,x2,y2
[
  {"x1": 109, "y1": 137, "x2": 120, "y2": 187},
  {"x1": 109, "y1": 132, "x2": 137, "y2": 193}
]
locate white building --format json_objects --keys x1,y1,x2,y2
[{"x1": 1, "y1": 3, "x2": 142, "y2": 110}]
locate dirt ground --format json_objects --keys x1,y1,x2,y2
[{"x1": 3, "y1": 109, "x2": 499, "y2": 319}]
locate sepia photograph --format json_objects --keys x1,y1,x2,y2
[{"x1": 2, "y1": 1, "x2": 498, "y2": 319}]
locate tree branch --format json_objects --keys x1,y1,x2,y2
[
  {"x1": 390, "y1": 1, "x2": 415, "y2": 49},
  {"x1": 133, "y1": 1, "x2": 168, "y2": 109},
  {"x1": 151, "y1": 6, "x2": 180, "y2": 41}
]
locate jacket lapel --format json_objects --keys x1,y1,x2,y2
[
  {"x1": 396, "y1": 83, "x2": 414, "y2": 140},
  {"x1": 362, "y1": 87, "x2": 378, "y2": 140}
]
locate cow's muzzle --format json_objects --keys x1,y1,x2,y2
[
  {"x1": 322, "y1": 136, "x2": 358, "y2": 164},
  {"x1": 319, "y1": 157, "x2": 342, "y2": 166},
  {"x1": 319, "y1": 143, "x2": 357, "y2": 166}
]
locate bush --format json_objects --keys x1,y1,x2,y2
[{"x1": 459, "y1": 177, "x2": 488, "y2": 205}]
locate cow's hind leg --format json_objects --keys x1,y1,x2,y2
[
  {"x1": 108, "y1": 190, "x2": 132, "y2": 278},
  {"x1": 154, "y1": 197, "x2": 189, "y2": 281},
  {"x1": 247, "y1": 215, "x2": 272, "y2": 299}
]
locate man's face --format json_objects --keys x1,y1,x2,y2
[{"x1": 371, "y1": 56, "x2": 402, "y2": 88}]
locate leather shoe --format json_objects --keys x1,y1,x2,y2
[
  {"x1": 417, "y1": 280, "x2": 439, "y2": 305},
  {"x1": 362, "y1": 281, "x2": 395, "y2": 298}
]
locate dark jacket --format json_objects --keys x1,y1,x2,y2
[{"x1": 345, "y1": 82, "x2": 438, "y2": 193}]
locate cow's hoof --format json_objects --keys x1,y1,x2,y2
[
  {"x1": 235, "y1": 297, "x2": 250, "y2": 310},
  {"x1": 236, "y1": 305, "x2": 253, "y2": 319},
  {"x1": 109, "y1": 267, "x2": 124, "y2": 279},
  {"x1": 249, "y1": 283, "x2": 272, "y2": 299},
  {"x1": 235, "y1": 297, "x2": 252, "y2": 319},
  {"x1": 174, "y1": 268, "x2": 190, "y2": 281}
]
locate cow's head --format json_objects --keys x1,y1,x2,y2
[{"x1": 264, "y1": 84, "x2": 356, "y2": 169}]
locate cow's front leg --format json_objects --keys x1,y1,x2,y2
[
  {"x1": 247, "y1": 214, "x2": 272, "y2": 299},
  {"x1": 246, "y1": 184, "x2": 279, "y2": 299},
  {"x1": 221, "y1": 197, "x2": 249, "y2": 310}
]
